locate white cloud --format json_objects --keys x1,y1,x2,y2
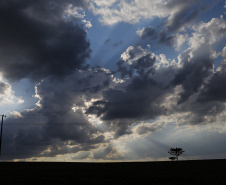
[
  {"x1": 65, "y1": 4, "x2": 92, "y2": 29},
  {"x1": 88, "y1": 0, "x2": 168, "y2": 25},
  {"x1": 121, "y1": 45, "x2": 151, "y2": 65},
  {"x1": 189, "y1": 33, "x2": 205, "y2": 50},
  {"x1": 82, "y1": 19, "x2": 92, "y2": 29},
  {"x1": 9, "y1": 111, "x2": 23, "y2": 118},
  {"x1": 136, "y1": 28, "x2": 144, "y2": 37},
  {"x1": 175, "y1": 34, "x2": 188, "y2": 50},
  {"x1": 0, "y1": 80, "x2": 24, "y2": 106},
  {"x1": 189, "y1": 17, "x2": 226, "y2": 49},
  {"x1": 87, "y1": 0, "x2": 202, "y2": 27}
]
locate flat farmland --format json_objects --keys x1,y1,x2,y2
[{"x1": 0, "y1": 159, "x2": 225, "y2": 185}]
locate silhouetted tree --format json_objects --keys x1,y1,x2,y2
[
  {"x1": 168, "y1": 147, "x2": 184, "y2": 161},
  {"x1": 169, "y1": 157, "x2": 177, "y2": 161}
]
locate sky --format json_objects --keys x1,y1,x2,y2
[{"x1": 0, "y1": 0, "x2": 226, "y2": 162}]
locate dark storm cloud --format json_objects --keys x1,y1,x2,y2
[
  {"x1": 2, "y1": 67, "x2": 113, "y2": 160},
  {"x1": 86, "y1": 46, "x2": 173, "y2": 137},
  {"x1": 0, "y1": 0, "x2": 90, "y2": 81},
  {"x1": 183, "y1": 59, "x2": 226, "y2": 121},
  {"x1": 87, "y1": 46, "x2": 160, "y2": 120},
  {"x1": 172, "y1": 46, "x2": 214, "y2": 104},
  {"x1": 0, "y1": 0, "x2": 116, "y2": 160},
  {"x1": 86, "y1": 38, "x2": 226, "y2": 134},
  {"x1": 163, "y1": 46, "x2": 226, "y2": 124},
  {"x1": 91, "y1": 76, "x2": 167, "y2": 120},
  {"x1": 0, "y1": 0, "x2": 88, "y2": 21},
  {"x1": 159, "y1": 45, "x2": 226, "y2": 122}
]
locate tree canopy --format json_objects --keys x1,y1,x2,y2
[{"x1": 168, "y1": 147, "x2": 184, "y2": 161}]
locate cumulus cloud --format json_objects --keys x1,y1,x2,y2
[
  {"x1": 0, "y1": 0, "x2": 110, "y2": 160},
  {"x1": 170, "y1": 17, "x2": 226, "y2": 105},
  {"x1": 172, "y1": 47, "x2": 214, "y2": 104},
  {"x1": 3, "y1": 68, "x2": 116, "y2": 160},
  {"x1": 86, "y1": 46, "x2": 178, "y2": 137},
  {"x1": 86, "y1": 16, "x2": 226, "y2": 136},
  {"x1": 174, "y1": 18, "x2": 226, "y2": 119},
  {"x1": 162, "y1": 16, "x2": 226, "y2": 122}
]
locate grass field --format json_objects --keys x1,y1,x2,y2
[{"x1": 0, "y1": 159, "x2": 225, "y2": 185}]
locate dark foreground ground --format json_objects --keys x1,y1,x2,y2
[{"x1": 0, "y1": 159, "x2": 225, "y2": 185}]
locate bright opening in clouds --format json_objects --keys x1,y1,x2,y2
[{"x1": 0, "y1": 0, "x2": 226, "y2": 161}]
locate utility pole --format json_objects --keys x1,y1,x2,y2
[{"x1": 0, "y1": 114, "x2": 6, "y2": 160}]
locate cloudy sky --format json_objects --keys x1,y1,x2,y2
[{"x1": 0, "y1": 0, "x2": 226, "y2": 161}]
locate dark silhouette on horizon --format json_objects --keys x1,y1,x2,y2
[
  {"x1": 168, "y1": 147, "x2": 184, "y2": 161},
  {"x1": 169, "y1": 156, "x2": 177, "y2": 161}
]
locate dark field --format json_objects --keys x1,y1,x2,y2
[{"x1": 0, "y1": 159, "x2": 225, "y2": 185}]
